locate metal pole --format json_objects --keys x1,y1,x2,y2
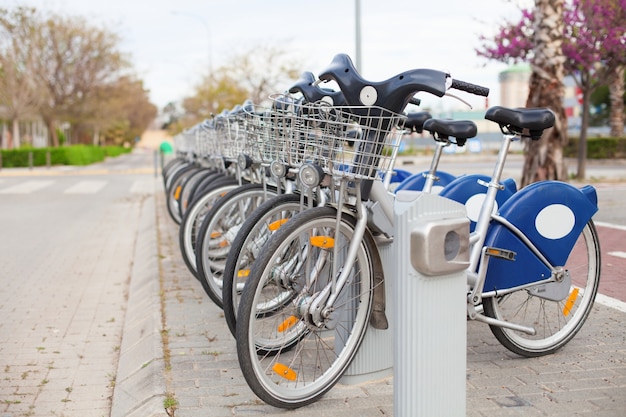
[
  {"x1": 28, "y1": 151, "x2": 33, "y2": 170},
  {"x1": 355, "y1": 0, "x2": 362, "y2": 73}
]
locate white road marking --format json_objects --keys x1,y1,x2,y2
[
  {"x1": 63, "y1": 180, "x2": 107, "y2": 194},
  {"x1": 0, "y1": 180, "x2": 55, "y2": 194},
  {"x1": 595, "y1": 293, "x2": 626, "y2": 314},
  {"x1": 130, "y1": 179, "x2": 155, "y2": 194}
]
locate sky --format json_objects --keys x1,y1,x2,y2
[{"x1": 4, "y1": 0, "x2": 532, "y2": 113}]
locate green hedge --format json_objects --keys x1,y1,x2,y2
[
  {"x1": 565, "y1": 137, "x2": 626, "y2": 159},
  {"x1": 0, "y1": 145, "x2": 132, "y2": 168}
]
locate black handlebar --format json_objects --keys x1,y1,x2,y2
[
  {"x1": 317, "y1": 54, "x2": 490, "y2": 115},
  {"x1": 288, "y1": 72, "x2": 347, "y2": 106},
  {"x1": 450, "y1": 79, "x2": 490, "y2": 97}
]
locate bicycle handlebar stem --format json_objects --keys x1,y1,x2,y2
[{"x1": 288, "y1": 71, "x2": 347, "y2": 106}]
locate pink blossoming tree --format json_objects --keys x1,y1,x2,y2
[{"x1": 478, "y1": 0, "x2": 626, "y2": 182}]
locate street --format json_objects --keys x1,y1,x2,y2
[{"x1": 0, "y1": 150, "x2": 155, "y2": 417}]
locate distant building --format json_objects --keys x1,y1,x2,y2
[{"x1": 499, "y1": 64, "x2": 531, "y2": 108}]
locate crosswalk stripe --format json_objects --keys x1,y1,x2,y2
[
  {"x1": 0, "y1": 180, "x2": 55, "y2": 194},
  {"x1": 130, "y1": 179, "x2": 155, "y2": 194},
  {"x1": 63, "y1": 180, "x2": 107, "y2": 194}
]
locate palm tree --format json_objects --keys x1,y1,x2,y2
[{"x1": 521, "y1": 0, "x2": 568, "y2": 187}]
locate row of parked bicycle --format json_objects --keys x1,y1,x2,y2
[{"x1": 160, "y1": 53, "x2": 601, "y2": 409}]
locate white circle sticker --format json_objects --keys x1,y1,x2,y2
[
  {"x1": 535, "y1": 204, "x2": 575, "y2": 239},
  {"x1": 359, "y1": 86, "x2": 378, "y2": 106},
  {"x1": 465, "y1": 193, "x2": 491, "y2": 223}
]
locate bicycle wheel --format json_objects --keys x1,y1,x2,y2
[
  {"x1": 222, "y1": 193, "x2": 306, "y2": 338},
  {"x1": 178, "y1": 176, "x2": 239, "y2": 278},
  {"x1": 186, "y1": 170, "x2": 222, "y2": 206},
  {"x1": 166, "y1": 165, "x2": 200, "y2": 224},
  {"x1": 236, "y1": 206, "x2": 376, "y2": 409},
  {"x1": 196, "y1": 183, "x2": 278, "y2": 307},
  {"x1": 482, "y1": 220, "x2": 601, "y2": 357},
  {"x1": 177, "y1": 168, "x2": 214, "y2": 219},
  {"x1": 162, "y1": 157, "x2": 186, "y2": 187}
]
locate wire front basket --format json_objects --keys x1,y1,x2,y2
[
  {"x1": 242, "y1": 103, "x2": 289, "y2": 164},
  {"x1": 286, "y1": 103, "x2": 406, "y2": 181}
]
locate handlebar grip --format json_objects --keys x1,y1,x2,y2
[
  {"x1": 450, "y1": 79, "x2": 490, "y2": 97},
  {"x1": 409, "y1": 97, "x2": 421, "y2": 106}
]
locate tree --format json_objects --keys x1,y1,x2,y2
[
  {"x1": 178, "y1": 44, "x2": 301, "y2": 132},
  {"x1": 75, "y1": 76, "x2": 157, "y2": 146},
  {"x1": 182, "y1": 69, "x2": 250, "y2": 128},
  {"x1": 589, "y1": 67, "x2": 626, "y2": 133},
  {"x1": 478, "y1": 0, "x2": 626, "y2": 182},
  {"x1": 32, "y1": 12, "x2": 129, "y2": 146},
  {"x1": 522, "y1": 0, "x2": 568, "y2": 186},
  {"x1": 224, "y1": 43, "x2": 301, "y2": 105},
  {"x1": 608, "y1": 66, "x2": 625, "y2": 137},
  {"x1": 0, "y1": 7, "x2": 45, "y2": 148},
  {"x1": 563, "y1": 0, "x2": 626, "y2": 177}
]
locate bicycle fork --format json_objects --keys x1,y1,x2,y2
[{"x1": 307, "y1": 180, "x2": 368, "y2": 328}]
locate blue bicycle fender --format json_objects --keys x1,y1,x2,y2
[
  {"x1": 394, "y1": 170, "x2": 456, "y2": 193},
  {"x1": 438, "y1": 174, "x2": 517, "y2": 231},
  {"x1": 389, "y1": 168, "x2": 413, "y2": 184},
  {"x1": 483, "y1": 181, "x2": 598, "y2": 292}
]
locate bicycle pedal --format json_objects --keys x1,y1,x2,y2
[{"x1": 484, "y1": 247, "x2": 516, "y2": 261}]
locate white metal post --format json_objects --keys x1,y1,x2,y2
[{"x1": 393, "y1": 190, "x2": 469, "y2": 416}]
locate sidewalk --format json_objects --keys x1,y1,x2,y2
[{"x1": 110, "y1": 172, "x2": 626, "y2": 416}]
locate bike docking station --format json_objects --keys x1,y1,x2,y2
[{"x1": 393, "y1": 190, "x2": 470, "y2": 416}]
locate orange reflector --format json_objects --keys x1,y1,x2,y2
[
  {"x1": 272, "y1": 363, "x2": 297, "y2": 381},
  {"x1": 237, "y1": 269, "x2": 250, "y2": 278},
  {"x1": 268, "y1": 218, "x2": 289, "y2": 232},
  {"x1": 210, "y1": 231, "x2": 222, "y2": 239},
  {"x1": 219, "y1": 240, "x2": 229, "y2": 248},
  {"x1": 278, "y1": 315, "x2": 298, "y2": 332},
  {"x1": 562, "y1": 288, "x2": 579, "y2": 317},
  {"x1": 174, "y1": 185, "x2": 182, "y2": 200},
  {"x1": 310, "y1": 236, "x2": 334, "y2": 249}
]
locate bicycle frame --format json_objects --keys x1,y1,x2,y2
[{"x1": 308, "y1": 128, "x2": 598, "y2": 337}]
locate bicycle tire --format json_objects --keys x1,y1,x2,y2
[
  {"x1": 186, "y1": 170, "x2": 221, "y2": 206},
  {"x1": 195, "y1": 183, "x2": 279, "y2": 308},
  {"x1": 236, "y1": 206, "x2": 376, "y2": 409},
  {"x1": 164, "y1": 159, "x2": 192, "y2": 191},
  {"x1": 482, "y1": 220, "x2": 601, "y2": 357},
  {"x1": 178, "y1": 176, "x2": 239, "y2": 277},
  {"x1": 162, "y1": 157, "x2": 186, "y2": 187},
  {"x1": 177, "y1": 168, "x2": 214, "y2": 218},
  {"x1": 166, "y1": 165, "x2": 200, "y2": 224},
  {"x1": 222, "y1": 193, "x2": 306, "y2": 337}
]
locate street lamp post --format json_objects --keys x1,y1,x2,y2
[
  {"x1": 171, "y1": 10, "x2": 213, "y2": 73},
  {"x1": 355, "y1": 0, "x2": 362, "y2": 73}
]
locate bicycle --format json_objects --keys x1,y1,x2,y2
[
  {"x1": 234, "y1": 53, "x2": 600, "y2": 409},
  {"x1": 220, "y1": 109, "x2": 440, "y2": 338},
  {"x1": 193, "y1": 74, "x2": 353, "y2": 306}
]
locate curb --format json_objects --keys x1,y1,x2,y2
[{"x1": 110, "y1": 190, "x2": 168, "y2": 417}]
